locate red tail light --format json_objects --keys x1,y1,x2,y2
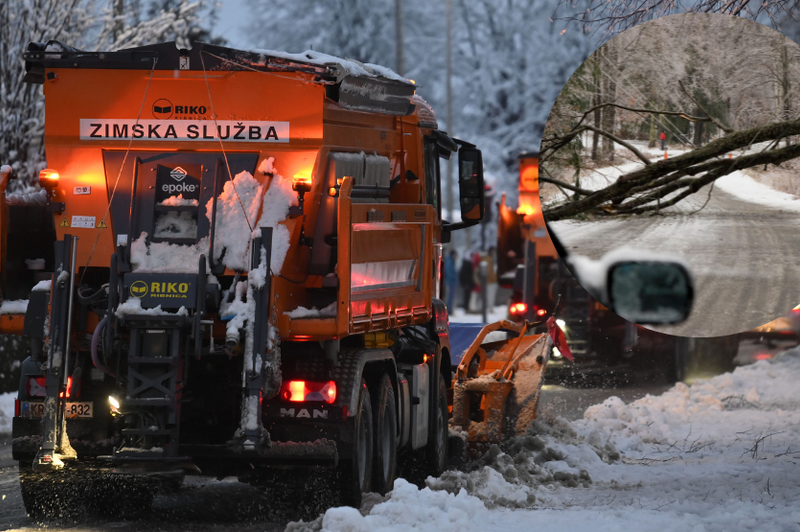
[
  {"x1": 26, "y1": 376, "x2": 72, "y2": 398},
  {"x1": 281, "y1": 380, "x2": 337, "y2": 404},
  {"x1": 536, "y1": 308, "x2": 547, "y2": 317},
  {"x1": 59, "y1": 376, "x2": 73, "y2": 398},
  {"x1": 510, "y1": 302, "x2": 527, "y2": 315}
]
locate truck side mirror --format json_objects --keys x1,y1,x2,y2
[
  {"x1": 607, "y1": 261, "x2": 693, "y2": 325},
  {"x1": 458, "y1": 146, "x2": 484, "y2": 222}
]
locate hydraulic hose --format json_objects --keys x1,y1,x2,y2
[{"x1": 91, "y1": 315, "x2": 115, "y2": 377}]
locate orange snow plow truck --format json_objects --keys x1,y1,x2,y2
[{"x1": 3, "y1": 41, "x2": 554, "y2": 517}]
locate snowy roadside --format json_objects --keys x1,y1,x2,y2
[
  {"x1": 449, "y1": 306, "x2": 509, "y2": 324},
  {"x1": 293, "y1": 348, "x2": 800, "y2": 531},
  {"x1": 545, "y1": 139, "x2": 800, "y2": 211}
]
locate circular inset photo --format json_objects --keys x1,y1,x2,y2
[{"x1": 540, "y1": 13, "x2": 800, "y2": 338}]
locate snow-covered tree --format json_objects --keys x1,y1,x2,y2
[
  {"x1": 0, "y1": 0, "x2": 208, "y2": 187},
  {"x1": 557, "y1": 0, "x2": 800, "y2": 40}
]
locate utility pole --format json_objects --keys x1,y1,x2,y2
[
  {"x1": 113, "y1": 0, "x2": 124, "y2": 43},
  {"x1": 445, "y1": 0, "x2": 454, "y2": 222},
  {"x1": 395, "y1": 0, "x2": 404, "y2": 75}
]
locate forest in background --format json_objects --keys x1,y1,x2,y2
[{"x1": 541, "y1": 14, "x2": 800, "y2": 220}]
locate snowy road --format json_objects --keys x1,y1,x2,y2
[
  {"x1": 549, "y1": 179, "x2": 800, "y2": 337},
  {"x1": 3, "y1": 351, "x2": 800, "y2": 531}
]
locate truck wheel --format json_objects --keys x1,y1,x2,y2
[
  {"x1": 371, "y1": 374, "x2": 397, "y2": 495},
  {"x1": 425, "y1": 376, "x2": 448, "y2": 477},
  {"x1": 339, "y1": 379, "x2": 373, "y2": 507}
]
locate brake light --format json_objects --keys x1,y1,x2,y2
[
  {"x1": 59, "y1": 376, "x2": 72, "y2": 399},
  {"x1": 510, "y1": 302, "x2": 527, "y2": 315},
  {"x1": 14, "y1": 399, "x2": 19, "y2": 417},
  {"x1": 281, "y1": 380, "x2": 337, "y2": 404},
  {"x1": 536, "y1": 308, "x2": 547, "y2": 317}
]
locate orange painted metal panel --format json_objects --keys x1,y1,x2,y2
[
  {"x1": 41, "y1": 67, "x2": 323, "y2": 269},
  {"x1": 0, "y1": 314, "x2": 25, "y2": 335}
]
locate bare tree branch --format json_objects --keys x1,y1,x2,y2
[
  {"x1": 678, "y1": 80, "x2": 734, "y2": 133},
  {"x1": 539, "y1": 176, "x2": 596, "y2": 196},
  {"x1": 542, "y1": 125, "x2": 654, "y2": 166},
  {"x1": 543, "y1": 117, "x2": 800, "y2": 220},
  {"x1": 574, "y1": 102, "x2": 713, "y2": 130}
]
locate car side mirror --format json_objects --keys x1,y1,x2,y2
[
  {"x1": 458, "y1": 146, "x2": 484, "y2": 222},
  {"x1": 607, "y1": 261, "x2": 693, "y2": 325}
]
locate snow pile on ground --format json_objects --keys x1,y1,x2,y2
[
  {"x1": 449, "y1": 305, "x2": 509, "y2": 324},
  {"x1": 715, "y1": 170, "x2": 800, "y2": 212},
  {"x1": 294, "y1": 349, "x2": 800, "y2": 531}
]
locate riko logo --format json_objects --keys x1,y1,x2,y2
[
  {"x1": 170, "y1": 167, "x2": 188, "y2": 182},
  {"x1": 152, "y1": 99, "x2": 173, "y2": 119},
  {"x1": 130, "y1": 281, "x2": 149, "y2": 298}
]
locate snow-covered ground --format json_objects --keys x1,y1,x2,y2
[
  {"x1": 449, "y1": 305, "x2": 509, "y2": 323},
  {"x1": 294, "y1": 348, "x2": 800, "y2": 531},
  {"x1": 715, "y1": 171, "x2": 800, "y2": 212}
]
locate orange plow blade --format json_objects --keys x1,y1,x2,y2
[{"x1": 450, "y1": 320, "x2": 553, "y2": 450}]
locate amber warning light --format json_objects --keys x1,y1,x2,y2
[{"x1": 39, "y1": 169, "x2": 59, "y2": 191}]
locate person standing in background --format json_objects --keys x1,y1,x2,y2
[{"x1": 660, "y1": 131, "x2": 666, "y2": 151}]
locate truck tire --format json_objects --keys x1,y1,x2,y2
[
  {"x1": 425, "y1": 376, "x2": 448, "y2": 477},
  {"x1": 371, "y1": 374, "x2": 398, "y2": 495},
  {"x1": 339, "y1": 379, "x2": 373, "y2": 507}
]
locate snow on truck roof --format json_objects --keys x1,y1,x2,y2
[{"x1": 24, "y1": 41, "x2": 417, "y2": 116}]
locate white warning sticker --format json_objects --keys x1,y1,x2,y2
[{"x1": 71, "y1": 216, "x2": 96, "y2": 229}]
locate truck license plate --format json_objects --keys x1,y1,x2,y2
[{"x1": 20, "y1": 401, "x2": 93, "y2": 419}]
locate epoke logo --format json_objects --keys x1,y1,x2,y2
[
  {"x1": 169, "y1": 167, "x2": 188, "y2": 182},
  {"x1": 152, "y1": 99, "x2": 173, "y2": 119}
]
